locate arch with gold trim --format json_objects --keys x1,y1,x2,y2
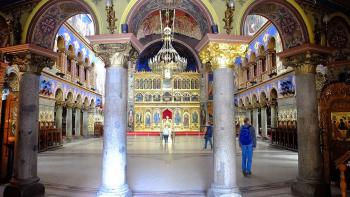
[
  {"x1": 22, "y1": 0, "x2": 102, "y2": 49},
  {"x1": 235, "y1": 0, "x2": 314, "y2": 48}
]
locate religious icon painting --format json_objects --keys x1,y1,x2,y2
[
  {"x1": 174, "y1": 109, "x2": 181, "y2": 125},
  {"x1": 331, "y1": 112, "x2": 350, "y2": 141},
  {"x1": 145, "y1": 112, "x2": 151, "y2": 128},
  {"x1": 153, "y1": 110, "x2": 161, "y2": 126},
  {"x1": 183, "y1": 112, "x2": 190, "y2": 128}
]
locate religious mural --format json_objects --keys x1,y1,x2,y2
[
  {"x1": 244, "y1": 15, "x2": 268, "y2": 36},
  {"x1": 331, "y1": 112, "x2": 350, "y2": 141},
  {"x1": 137, "y1": 10, "x2": 202, "y2": 40}
]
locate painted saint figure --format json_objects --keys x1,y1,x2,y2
[
  {"x1": 175, "y1": 111, "x2": 181, "y2": 125},
  {"x1": 154, "y1": 111, "x2": 160, "y2": 125},
  {"x1": 145, "y1": 113, "x2": 151, "y2": 127},
  {"x1": 192, "y1": 111, "x2": 198, "y2": 124},
  {"x1": 183, "y1": 113, "x2": 189, "y2": 128}
]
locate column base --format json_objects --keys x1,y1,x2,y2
[
  {"x1": 291, "y1": 178, "x2": 330, "y2": 197},
  {"x1": 97, "y1": 184, "x2": 132, "y2": 197},
  {"x1": 207, "y1": 184, "x2": 241, "y2": 197},
  {"x1": 4, "y1": 182, "x2": 45, "y2": 197}
]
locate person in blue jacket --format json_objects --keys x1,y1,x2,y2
[{"x1": 239, "y1": 117, "x2": 257, "y2": 176}]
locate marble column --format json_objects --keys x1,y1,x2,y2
[
  {"x1": 3, "y1": 53, "x2": 53, "y2": 197},
  {"x1": 291, "y1": 63, "x2": 330, "y2": 196},
  {"x1": 270, "y1": 105, "x2": 277, "y2": 128},
  {"x1": 82, "y1": 109, "x2": 89, "y2": 137},
  {"x1": 208, "y1": 67, "x2": 240, "y2": 197},
  {"x1": 55, "y1": 105, "x2": 63, "y2": 143},
  {"x1": 252, "y1": 108, "x2": 259, "y2": 137},
  {"x1": 97, "y1": 52, "x2": 131, "y2": 197},
  {"x1": 88, "y1": 108, "x2": 95, "y2": 135},
  {"x1": 261, "y1": 107, "x2": 268, "y2": 138},
  {"x1": 198, "y1": 39, "x2": 249, "y2": 197},
  {"x1": 74, "y1": 108, "x2": 81, "y2": 137},
  {"x1": 245, "y1": 110, "x2": 251, "y2": 121},
  {"x1": 65, "y1": 106, "x2": 73, "y2": 140}
]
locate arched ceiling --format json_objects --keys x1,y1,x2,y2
[
  {"x1": 137, "y1": 41, "x2": 198, "y2": 72},
  {"x1": 127, "y1": 0, "x2": 212, "y2": 39}
]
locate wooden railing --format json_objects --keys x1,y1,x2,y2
[
  {"x1": 335, "y1": 151, "x2": 350, "y2": 197},
  {"x1": 38, "y1": 122, "x2": 62, "y2": 152},
  {"x1": 270, "y1": 127, "x2": 298, "y2": 151}
]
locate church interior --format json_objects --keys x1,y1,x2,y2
[{"x1": 0, "y1": 0, "x2": 349, "y2": 196}]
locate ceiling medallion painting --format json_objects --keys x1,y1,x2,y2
[
  {"x1": 249, "y1": 2, "x2": 307, "y2": 49},
  {"x1": 137, "y1": 10, "x2": 202, "y2": 40},
  {"x1": 129, "y1": 0, "x2": 210, "y2": 38}
]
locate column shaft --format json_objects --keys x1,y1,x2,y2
[
  {"x1": 4, "y1": 72, "x2": 44, "y2": 196},
  {"x1": 291, "y1": 70, "x2": 330, "y2": 196},
  {"x1": 75, "y1": 109, "x2": 81, "y2": 137},
  {"x1": 253, "y1": 109, "x2": 259, "y2": 137},
  {"x1": 261, "y1": 107, "x2": 267, "y2": 138},
  {"x1": 66, "y1": 107, "x2": 73, "y2": 139},
  {"x1": 271, "y1": 105, "x2": 277, "y2": 128},
  {"x1": 82, "y1": 110, "x2": 88, "y2": 137},
  {"x1": 208, "y1": 68, "x2": 240, "y2": 196},
  {"x1": 97, "y1": 66, "x2": 131, "y2": 196},
  {"x1": 55, "y1": 105, "x2": 63, "y2": 143}
]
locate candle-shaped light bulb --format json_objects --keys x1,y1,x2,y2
[{"x1": 106, "y1": 0, "x2": 112, "y2": 7}]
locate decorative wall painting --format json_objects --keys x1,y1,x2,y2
[{"x1": 331, "y1": 112, "x2": 350, "y2": 141}]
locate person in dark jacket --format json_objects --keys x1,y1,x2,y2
[
  {"x1": 239, "y1": 118, "x2": 256, "y2": 176},
  {"x1": 203, "y1": 122, "x2": 213, "y2": 149}
]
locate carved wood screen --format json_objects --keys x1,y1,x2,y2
[
  {"x1": 319, "y1": 82, "x2": 350, "y2": 183},
  {"x1": 0, "y1": 93, "x2": 18, "y2": 181}
]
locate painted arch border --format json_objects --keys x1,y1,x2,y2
[
  {"x1": 119, "y1": 0, "x2": 221, "y2": 33},
  {"x1": 21, "y1": 0, "x2": 103, "y2": 45},
  {"x1": 234, "y1": 0, "x2": 314, "y2": 44}
]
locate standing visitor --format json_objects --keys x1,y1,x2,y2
[
  {"x1": 239, "y1": 117, "x2": 256, "y2": 176},
  {"x1": 163, "y1": 125, "x2": 170, "y2": 144},
  {"x1": 203, "y1": 122, "x2": 213, "y2": 149}
]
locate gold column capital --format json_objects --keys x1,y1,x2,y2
[{"x1": 199, "y1": 42, "x2": 247, "y2": 70}]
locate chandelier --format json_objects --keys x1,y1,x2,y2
[{"x1": 148, "y1": 8, "x2": 187, "y2": 79}]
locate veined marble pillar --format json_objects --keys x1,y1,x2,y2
[
  {"x1": 65, "y1": 107, "x2": 73, "y2": 140},
  {"x1": 261, "y1": 107, "x2": 267, "y2": 138},
  {"x1": 291, "y1": 63, "x2": 330, "y2": 196},
  {"x1": 252, "y1": 108, "x2": 259, "y2": 137},
  {"x1": 82, "y1": 109, "x2": 89, "y2": 137},
  {"x1": 88, "y1": 108, "x2": 95, "y2": 135},
  {"x1": 245, "y1": 110, "x2": 251, "y2": 122},
  {"x1": 55, "y1": 105, "x2": 63, "y2": 143},
  {"x1": 270, "y1": 105, "x2": 277, "y2": 128},
  {"x1": 208, "y1": 66, "x2": 240, "y2": 196},
  {"x1": 97, "y1": 52, "x2": 131, "y2": 197},
  {"x1": 199, "y1": 40, "x2": 249, "y2": 197},
  {"x1": 75, "y1": 108, "x2": 81, "y2": 137},
  {"x1": 4, "y1": 53, "x2": 54, "y2": 197}
]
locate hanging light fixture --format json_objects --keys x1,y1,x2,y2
[{"x1": 148, "y1": 6, "x2": 187, "y2": 79}]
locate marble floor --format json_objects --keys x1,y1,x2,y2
[{"x1": 34, "y1": 136, "x2": 299, "y2": 197}]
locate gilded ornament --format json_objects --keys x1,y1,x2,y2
[
  {"x1": 106, "y1": 4, "x2": 118, "y2": 34},
  {"x1": 199, "y1": 42, "x2": 247, "y2": 70},
  {"x1": 294, "y1": 64, "x2": 316, "y2": 74}
]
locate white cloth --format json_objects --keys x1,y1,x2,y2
[{"x1": 163, "y1": 127, "x2": 170, "y2": 136}]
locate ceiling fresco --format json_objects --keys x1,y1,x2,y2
[
  {"x1": 129, "y1": 0, "x2": 210, "y2": 38},
  {"x1": 137, "y1": 10, "x2": 202, "y2": 40}
]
